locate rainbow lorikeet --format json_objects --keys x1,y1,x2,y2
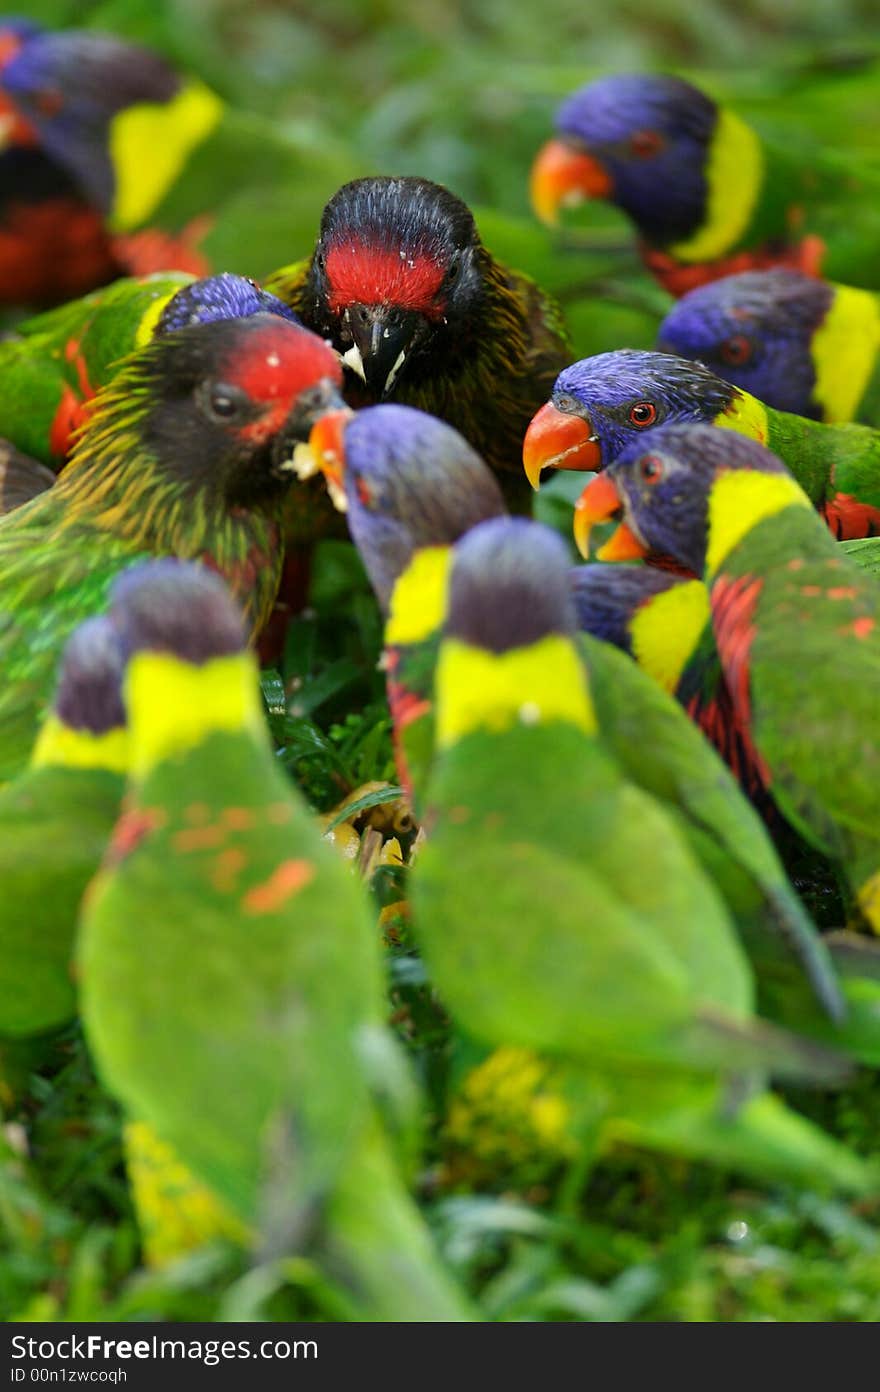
[
  {"x1": 78, "y1": 560, "x2": 473, "y2": 1321},
  {"x1": 523, "y1": 350, "x2": 880, "y2": 542},
  {"x1": 412, "y1": 518, "x2": 873, "y2": 1192},
  {"x1": 0, "y1": 23, "x2": 359, "y2": 308},
  {"x1": 575, "y1": 423, "x2": 880, "y2": 932},
  {"x1": 657, "y1": 269, "x2": 880, "y2": 425},
  {"x1": 306, "y1": 405, "x2": 851, "y2": 1030},
  {"x1": 0, "y1": 271, "x2": 299, "y2": 469},
  {"x1": 0, "y1": 615, "x2": 126, "y2": 1038},
  {"x1": 0, "y1": 313, "x2": 345, "y2": 781},
  {"x1": 265, "y1": 176, "x2": 571, "y2": 506},
  {"x1": 530, "y1": 73, "x2": 880, "y2": 297}
]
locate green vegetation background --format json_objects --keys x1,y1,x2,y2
[{"x1": 3, "y1": 0, "x2": 880, "y2": 1323}]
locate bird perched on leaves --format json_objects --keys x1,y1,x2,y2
[
  {"x1": 308, "y1": 405, "x2": 857, "y2": 1035},
  {"x1": 657, "y1": 269, "x2": 880, "y2": 425},
  {"x1": 0, "y1": 22, "x2": 359, "y2": 307},
  {"x1": 530, "y1": 73, "x2": 880, "y2": 296},
  {"x1": 0, "y1": 313, "x2": 344, "y2": 780},
  {"x1": 574, "y1": 423, "x2": 880, "y2": 931},
  {"x1": 412, "y1": 518, "x2": 873, "y2": 1191},
  {"x1": 266, "y1": 176, "x2": 570, "y2": 502},
  {"x1": 523, "y1": 349, "x2": 880, "y2": 542},
  {"x1": 78, "y1": 560, "x2": 473, "y2": 1321},
  {"x1": 0, "y1": 271, "x2": 299, "y2": 469},
  {"x1": 0, "y1": 615, "x2": 126, "y2": 1038}
]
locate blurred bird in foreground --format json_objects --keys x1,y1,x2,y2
[{"x1": 413, "y1": 518, "x2": 875, "y2": 1192}]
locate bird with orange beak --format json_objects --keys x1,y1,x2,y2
[
  {"x1": 572, "y1": 421, "x2": 880, "y2": 931},
  {"x1": 530, "y1": 73, "x2": 880, "y2": 297},
  {"x1": 523, "y1": 349, "x2": 880, "y2": 550}
]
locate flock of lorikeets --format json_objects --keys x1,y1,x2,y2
[{"x1": 2, "y1": 19, "x2": 880, "y2": 1323}]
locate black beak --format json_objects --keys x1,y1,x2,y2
[{"x1": 340, "y1": 304, "x2": 427, "y2": 397}]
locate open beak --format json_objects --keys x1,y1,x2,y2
[
  {"x1": 306, "y1": 409, "x2": 351, "y2": 511},
  {"x1": 573, "y1": 472, "x2": 647, "y2": 561},
  {"x1": 340, "y1": 305, "x2": 426, "y2": 397},
  {"x1": 523, "y1": 401, "x2": 602, "y2": 490},
  {"x1": 530, "y1": 138, "x2": 613, "y2": 226}
]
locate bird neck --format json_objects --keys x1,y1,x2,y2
[
  {"x1": 385, "y1": 545, "x2": 452, "y2": 646},
  {"x1": 809, "y1": 283, "x2": 880, "y2": 422},
  {"x1": 124, "y1": 651, "x2": 267, "y2": 780},
  {"x1": 711, "y1": 387, "x2": 770, "y2": 443},
  {"x1": 629, "y1": 579, "x2": 712, "y2": 693},
  {"x1": 107, "y1": 78, "x2": 224, "y2": 231},
  {"x1": 667, "y1": 107, "x2": 765, "y2": 262},
  {"x1": 30, "y1": 714, "x2": 128, "y2": 774},
  {"x1": 705, "y1": 469, "x2": 812, "y2": 578},
  {"x1": 434, "y1": 635, "x2": 597, "y2": 750}
]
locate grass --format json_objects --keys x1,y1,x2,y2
[{"x1": 3, "y1": 0, "x2": 880, "y2": 1323}]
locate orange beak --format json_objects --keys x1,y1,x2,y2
[
  {"x1": 573, "y1": 472, "x2": 647, "y2": 562},
  {"x1": 307, "y1": 408, "x2": 351, "y2": 511},
  {"x1": 522, "y1": 402, "x2": 602, "y2": 490},
  {"x1": 530, "y1": 138, "x2": 613, "y2": 226}
]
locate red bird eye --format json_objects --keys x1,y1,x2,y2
[
  {"x1": 629, "y1": 129, "x2": 663, "y2": 158},
  {"x1": 629, "y1": 402, "x2": 657, "y2": 427},
  {"x1": 719, "y1": 334, "x2": 753, "y2": 366},
  {"x1": 355, "y1": 475, "x2": 375, "y2": 508},
  {"x1": 639, "y1": 454, "x2": 664, "y2": 484}
]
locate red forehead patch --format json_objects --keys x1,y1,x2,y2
[
  {"x1": 324, "y1": 241, "x2": 447, "y2": 318},
  {"x1": 222, "y1": 321, "x2": 342, "y2": 404}
]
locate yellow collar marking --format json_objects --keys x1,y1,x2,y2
[
  {"x1": 133, "y1": 285, "x2": 190, "y2": 348},
  {"x1": 435, "y1": 635, "x2": 597, "y2": 750},
  {"x1": 811, "y1": 284, "x2": 880, "y2": 422},
  {"x1": 30, "y1": 715, "x2": 128, "y2": 774},
  {"x1": 706, "y1": 469, "x2": 811, "y2": 576},
  {"x1": 385, "y1": 546, "x2": 452, "y2": 645},
  {"x1": 669, "y1": 107, "x2": 764, "y2": 263},
  {"x1": 713, "y1": 389, "x2": 769, "y2": 443},
  {"x1": 630, "y1": 580, "x2": 711, "y2": 692},
  {"x1": 109, "y1": 79, "x2": 224, "y2": 231},
  {"x1": 126, "y1": 651, "x2": 266, "y2": 779}
]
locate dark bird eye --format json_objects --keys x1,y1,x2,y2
[
  {"x1": 639, "y1": 454, "x2": 664, "y2": 484},
  {"x1": 629, "y1": 401, "x2": 657, "y2": 427},
  {"x1": 629, "y1": 129, "x2": 663, "y2": 158},
  {"x1": 447, "y1": 257, "x2": 460, "y2": 283},
  {"x1": 315, "y1": 251, "x2": 325, "y2": 272},
  {"x1": 199, "y1": 381, "x2": 250, "y2": 423},
  {"x1": 719, "y1": 334, "x2": 753, "y2": 366}
]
